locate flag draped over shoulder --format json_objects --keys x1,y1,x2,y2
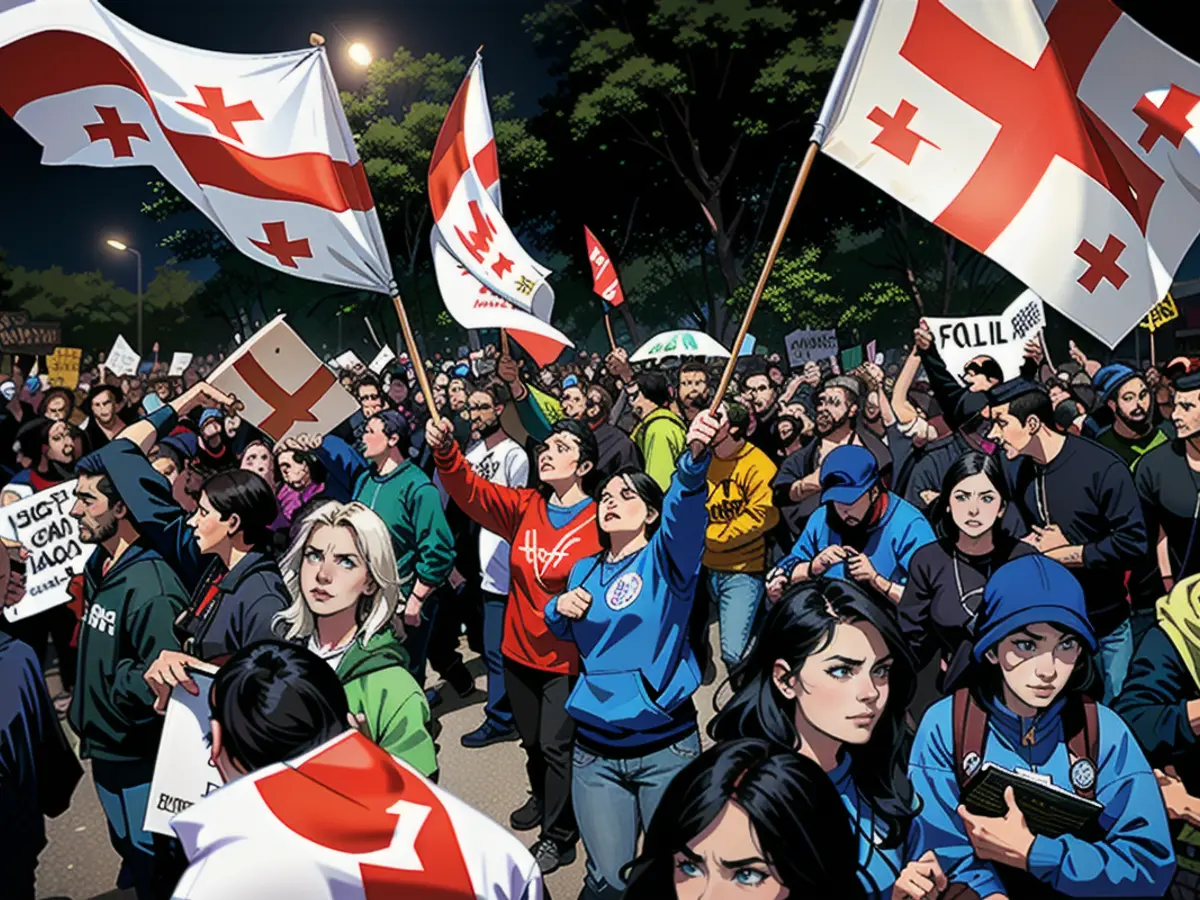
[
  {"x1": 0, "y1": 0, "x2": 395, "y2": 294},
  {"x1": 818, "y1": 0, "x2": 1200, "y2": 347}
]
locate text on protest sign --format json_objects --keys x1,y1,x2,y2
[
  {"x1": 924, "y1": 291, "x2": 1046, "y2": 383},
  {"x1": 105, "y1": 334, "x2": 141, "y2": 377},
  {"x1": 144, "y1": 670, "x2": 221, "y2": 837},
  {"x1": 169, "y1": 352, "x2": 194, "y2": 377},
  {"x1": 368, "y1": 345, "x2": 396, "y2": 374},
  {"x1": 2, "y1": 481, "x2": 95, "y2": 623},
  {"x1": 785, "y1": 328, "x2": 838, "y2": 368},
  {"x1": 46, "y1": 347, "x2": 83, "y2": 389}
]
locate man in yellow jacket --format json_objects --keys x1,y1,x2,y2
[{"x1": 628, "y1": 371, "x2": 687, "y2": 491}]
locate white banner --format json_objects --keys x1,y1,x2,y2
[
  {"x1": 331, "y1": 350, "x2": 365, "y2": 373},
  {"x1": 925, "y1": 291, "x2": 1046, "y2": 383},
  {"x1": 368, "y1": 345, "x2": 396, "y2": 374},
  {"x1": 785, "y1": 328, "x2": 838, "y2": 368},
  {"x1": 3, "y1": 481, "x2": 95, "y2": 622},
  {"x1": 105, "y1": 334, "x2": 140, "y2": 377},
  {"x1": 168, "y1": 352, "x2": 193, "y2": 377},
  {"x1": 144, "y1": 669, "x2": 221, "y2": 837}
]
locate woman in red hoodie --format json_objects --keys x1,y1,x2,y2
[{"x1": 428, "y1": 414, "x2": 601, "y2": 875}]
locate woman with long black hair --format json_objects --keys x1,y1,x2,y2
[
  {"x1": 709, "y1": 579, "x2": 997, "y2": 898},
  {"x1": 899, "y1": 450, "x2": 1035, "y2": 713},
  {"x1": 623, "y1": 738, "x2": 865, "y2": 900}
]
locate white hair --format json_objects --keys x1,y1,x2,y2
[{"x1": 273, "y1": 501, "x2": 402, "y2": 644}]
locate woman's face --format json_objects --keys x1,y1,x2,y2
[
  {"x1": 187, "y1": 491, "x2": 233, "y2": 555},
  {"x1": 674, "y1": 800, "x2": 787, "y2": 900},
  {"x1": 241, "y1": 444, "x2": 273, "y2": 482},
  {"x1": 776, "y1": 620, "x2": 892, "y2": 748},
  {"x1": 949, "y1": 471, "x2": 1003, "y2": 539},
  {"x1": 300, "y1": 524, "x2": 376, "y2": 618},
  {"x1": 986, "y1": 622, "x2": 1080, "y2": 711},
  {"x1": 598, "y1": 474, "x2": 655, "y2": 540},
  {"x1": 537, "y1": 431, "x2": 585, "y2": 487}
]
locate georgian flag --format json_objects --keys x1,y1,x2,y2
[
  {"x1": 429, "y1": 52, "x2": 570, "y2": 366},
  {"x1": 817, "y1": 0, "x2": 1200, "y2": 347},
  {"x1": 0, "y1": 0, "x2": 394, "y2": 294}
]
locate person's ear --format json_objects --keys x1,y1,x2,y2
[
  {"x1": 577, "y1": 459, "x2": 594, "y2": 478},
  {"x1": 645, "y1": 506, "x2": 660, "y2": 527},
  {"x1": 113, "y1": 499, "x2": 130, "y2": 522},
  {"x1": 984, "y1": 648, "x2": 999, "y2": 665},
  {"x1": 1026, "y1": 415, "x2": 1042, "y2": 434},
  {"x1": 226, "y1": 512, "x2": 241, "y2": 536},
  {"x1": 362, "y1": 577, "x2": 378, "y2": 597},
  {"x1": 772, "y1": 660, "x2": 798, "y2": 699}
]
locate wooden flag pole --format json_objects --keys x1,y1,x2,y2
[
  {"x1": 500, "y1": 329, "x2": 511, "y2": 357},
  {"x1": 709, "y1": 140, "x2": 820, "y2": 414},
  {"x1": 389, "y1": 285, "x2": 442, "y2": 427},
  {"x1": 604, "y1": 312, "x2": 617, "y2": 351}
]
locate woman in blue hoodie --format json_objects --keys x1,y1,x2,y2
[
  {"x1": 709, "y1": 577, "x2": 995, "y2": 899},
  {"x1": 543, "y1": 409, "x2": 720, "y2": 900},
  {"x1": 909, "y1": 554, "x2": 1174, "y2": 899}
]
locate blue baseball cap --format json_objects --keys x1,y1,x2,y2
[
  {"x1": 820, "y1": 445, "x2": 879, "y2": 505},
  {"x1": 972, "y1": 555, "x2": 1096, "y2": 661},
  {"x1": 1092, "y1": 363, "x2": 1138, "y2": 405},
  {"x1": 198, "y1": 408, "x2": 224, "y2": 428}
]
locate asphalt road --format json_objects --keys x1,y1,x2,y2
[{"x1": 34, "y1": 629, "x2": 728, "y2": 900}]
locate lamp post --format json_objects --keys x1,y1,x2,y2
[
  {"x1": 309, "y1": 31, "x2": 373, "y2": 67},
  {"x1": 106, "y1": 239, "x2": 143, "y2": 357}
]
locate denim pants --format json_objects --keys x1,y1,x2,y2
[
  {"x1": 573, "y1": 731, "x2": 702, "y2": 899},
  {"x1": 482, "y1": 592, "x2": 513, "y2": 728},
  {"x1": 92, "y1": 758, "x2": 156, "y2": 900},
  {"x1": 707, "y1": 569, "x2": 765, "y2": 667},
  {"x1": 401, "y1": 590, "x2": 440, "y2": 682},
  {"x1": 1097, "y1": 618, "x2": 1134, "y2": 705}
]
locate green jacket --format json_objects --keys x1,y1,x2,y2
[
  {"x1": 69, "y1": 543, "x2": 188, "y2": 762},
  {"x1": 338, "y1": 631, "x2": 438, "y2": 776},
  {"x1": 632, "y1": 407, "x2": 688, "y2": 491}
]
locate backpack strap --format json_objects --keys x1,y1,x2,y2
[
  {"x1": 1064, "y1": 696, "x2": 1099, "y2": 800},
  {"x1": 952, "y1": 688, "x2": 988, "y2": 790}
]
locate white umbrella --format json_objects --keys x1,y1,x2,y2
[{"x1": 629, "y1": 329, "x2": 731, "y2": 363}]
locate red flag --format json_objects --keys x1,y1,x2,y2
[{"x1": 583, "y1": 226, "x2": 625, "y2": 309}]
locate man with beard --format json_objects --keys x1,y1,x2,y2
[
  {"x1": 83, "y1": 384, "x2": 132, "y2": 450},
  {"x1": 742, "y1": 364, "x2": 784, "y2": 460},
  {"x1": 68, "y1": 452, "x2": 188, "y2": 900},
  {"x1": 1093, "y1": 363, "x2": 1169, "y2": 466},
  {"x1": 770, "y1": 375, "x2": 891, "y2": 553},
  {"x1": 676, "y1": 362, "x2": 712, "y2": 424},
  {"x1": 769, "y1": 444, "x2": 933, "y2": 605}
]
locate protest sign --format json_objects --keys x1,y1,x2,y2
[
  {"x1": 866, "y1": 340, "x2": 878, "y2": 365},
  {"x1": 1139, "y1": 293, "x2": 1179, "y2": 332},
  {"x1": 925, "y1": 290, "x2": 1046, "y2": 383},
  {"x1": 368, "y1": 345, "x2": 396, "y2": 374},
  {"x1": 46, "y1": 347, "x2": 82, "y2": 389},
  {"x1": 840, "y1": 345, "x2": 864, "y2": 372},
  {"x1": 331, "y1": 350, "x2": 366, "y2": 373},
  {"x1": 144, "y1": 668, "x2": 221, "y2": 837},
  {"x1": 2, "y1": 481, "x2": 95, "y2": 623},
  {"x1": 168, "y1": 352, "x2": 194, "y2": 377},
  {"x1": 0, "y1": 311, "x2": 61, "y2": 353},
  {"x1": 105, "y1": 335, "x2": 141, "y2": 377},
  {"x1": 739, "y1": 334, "x2": 758, "y2": 357},
  {"x1": 784, "y1": 328, "x2": 838, "y2": 368}
]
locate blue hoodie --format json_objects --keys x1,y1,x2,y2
[{"x1": 544, "y1": 450, "x2": 709, "y2": 752}]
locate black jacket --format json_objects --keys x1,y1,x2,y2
[
  {"x1": 176, "y1": 550, "x2": 289, "y2": 661},
  {"x1": 593, "y1": 422, "x2": 641, "y2": 482}
]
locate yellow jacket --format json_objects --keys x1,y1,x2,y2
[{"x1": 704, "y1": 441, "x2": 780, "y2": 573}]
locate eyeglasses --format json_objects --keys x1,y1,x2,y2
[{"x1": 467, "y1": 403, "x2": 494, "y2": 412}]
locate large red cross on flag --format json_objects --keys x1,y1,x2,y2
[
  {"x1": 818, "y1": 0, "x2": 1200, "y2": 347},
  {"x1": 0, "y1": 0, "x2": 395, "y2": 296},
  {"x1": 208, "y1": 316, "x2": 356, "y2": 443}
]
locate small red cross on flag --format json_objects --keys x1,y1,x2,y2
[
  {"x1": 208, "y1": 316, "x2": 356, "y2": 442},
  {"x1": 84, "y1": 106, "x2": 148, "y2": 158},
  {"x1": 250, "y1": 222, "x2": 312, "y2": 269},
  {"x1": 178, "y1": 85, "x2": 262, "y2": 143}
]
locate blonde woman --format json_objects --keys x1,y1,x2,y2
[{"x1": 275, "y1": 501, "x2": 438, "y2": 778}]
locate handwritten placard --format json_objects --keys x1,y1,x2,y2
[
  {"x1": 3, "y1": 481, "x2": 95, "y2": 622},
  {"x1": 144, "y1": 669, "x2": 222, "y2": 837}
]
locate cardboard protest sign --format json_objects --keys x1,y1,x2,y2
[
  {"x1": 46, "y1": 347, "x2": 82, "y2": 389},
  {"x1": 785, "y1": 328, "x2": 838, "y2": 367},
  {"x1": 368, "y1": 345, "x2": 396, "y2": 374},
  {"x1": 2, "y1": 481, "x2": 95, "y2": 623},
  {"x1": 840, "y1": 345, "x2": 864, "y2": 372},
  {"x1": 105, "y1": 335, "x2": 141, "y2": 377},
  {"x1": 168, "y1": 352, "x2": 194, "y2": 376},
  {"x1": 1140, "y1": 293, "x2": 1179, "y2": 332},
  {"x1": 739, "y1": 334, "x2": 757, "y2": 357},
  {"x1": 925, "y1": 291, "x2": 1046, "y2": 383},
  {"x1": 0, "y1": 311, "x2": 61, "y2": 353},
  {"x1": 332, "y1": 350, "x2": 366, "y2": 373},
  {"x1": 144, "y1": 668, "x2": 221, "y2": 837}
]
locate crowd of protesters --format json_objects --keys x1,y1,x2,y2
[{"x1": 6, "y1": 319, "x2": 1200, "y2": 899}]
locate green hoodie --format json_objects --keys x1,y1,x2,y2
[
  {"x1": 632, "y1": 407, "x2": 687, "y2": 491},
  {"x1": 337, "y1": 630, "x2": 438, "y2": 776}
]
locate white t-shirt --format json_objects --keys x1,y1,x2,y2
[
  {"x1": 463, "y1": 438, "x2": 529, "y2": 595},
  {"x1": 171, "y1": 731, "x2": 542, "y2": 900},
  {"x1": 307, "y1": 636, "x2": 351, "y2": 674}
]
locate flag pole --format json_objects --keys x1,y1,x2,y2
[
  {"x1": 604, "y1": 312, "x2": 617, "y2": 351},
  {"x1": 389, "y1": 284, "x2": 442, "y2": 427},
  {"x1": 500, "y1": 329, "x2": 511, "y2": 357}
]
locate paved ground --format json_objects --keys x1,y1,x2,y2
[{"x1": 34, "y1": 630, "x2": 728, "y2": 900}]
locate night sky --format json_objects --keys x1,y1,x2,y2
[{"x1": 0, "y1": 0, "x2": 553, "y2": 290}]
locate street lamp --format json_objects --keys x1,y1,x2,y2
[
  {"x1": 347, "y1": 42, "x2": 373, "y2": 67},
  {"x1": 106, "y1": 238, "x2": 143, "y2": 357}
]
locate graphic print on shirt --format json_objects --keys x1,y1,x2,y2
[
  {"x1": 473, "y1": 450, "x2": 501, "y2": 483},
  {"x1": 708, "y1": 477, "x2": 748, "y2": 527},
  {"x1": 605, "y1": 571, "x2": 643, "y2": 611},
  {"x1": 518, "y1": 518, "x2": 592, "y2": 588},
  {"x1": 86, "y1": 602, "x2": 116, "y2": 636}
]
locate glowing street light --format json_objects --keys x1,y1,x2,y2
[
  {"x1": 347, "y1": 42, "x2": 373, "y2": 67},
  {"x1": 105, "y1": 238, "x2": 143, "y2": 355},
  {"x1": 106, "y1": 239, "x2": 127, "y2": 252}
]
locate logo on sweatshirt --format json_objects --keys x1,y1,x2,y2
[
  {"x1": 518, "y1": 521, "x2": 591, "y2": 583},
  {"x1": 606, "y1": 572, "x2": 643, "y2": 611},
  {"x1": 708, "y1": 478, "x2": 748, "y2": 525},
  {"x1": 86, "y1": 602, "x2": 116, "y2": 636}
]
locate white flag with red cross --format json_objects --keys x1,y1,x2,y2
[
  {"x1": 817, "y1": 0, "x2": 1200, "y2": 347},
  {"x1": 0, "y1": 0, "x2": 394, "y2": 295},
  {"x1": 208, "y1": 316, "x2": 356, "y2": 443},
  {"x1": 428, "y1": 52, "x2": 570, "y2": 367}
]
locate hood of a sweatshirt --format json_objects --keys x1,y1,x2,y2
[
  {"x1": 337, "y1": 629, "x2": 410, "y2": 683},
  {"x1": 1158, "y1": 573, "x2": 1200, "y2": 691}
]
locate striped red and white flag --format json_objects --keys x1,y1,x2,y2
[{"x1": 0, "y1": 0, "x2": 394, "y2": 295}]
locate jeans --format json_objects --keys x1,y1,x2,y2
[
  {"x1": 707, "y1": 569, "x2": 765, "y2": 667},
  {"x1": 401, "y1": 590, "x2": 440, "y2": 682},
  {"x1": 92, "y1": 758, "x2": 156, "y2": 900},
  {"x1": 573, "y1": 731, "x2": 702, "y2": 899},
  {"x1": 482, "y1": 592, "x2": 513, "y2": 728},
  {"x1": 1097, "y1": 618, "x2": 1134, "y2": 705}
]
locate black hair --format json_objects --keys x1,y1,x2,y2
[
  {"x1": 678, "y1": 360, "x2": 709, "y2": 382},
  {"x1": 622, "y1": 738, "x2": 866, "y2": 899},
  {"x1": 964, "y1": 357, "x2": 1004, "y2": 383},
  {"x1": 355, "y1": 373, "x2": 382, "y2": 398},
  {"x1": 633, "y1": 371, "x2": 671, "y2": 408},
  {"x1": 1054, "y1": 398, "x2": 1083, "y2": 431},
  {"x1": 275, "y1": 446, "x2": 327, "y2": 486},
  {"x1": 151, "y1": 442, "x2": 186, "y2": 473},
  {"x1": 15, "y1": 418, "x2": 47, "y2": 466},
  {"x1": 472, "y1": 380, "x2": 510, "y2": 405},
  {"x1": 965, "y1": 630, "x2": 1101, "y2": 702},
  {"x1": 724, "y1": 400, "x2": 750, "y2": 439},
  {"x1": 84, "y1": 383, "x2": 123, "y2": 414},
  {"x1": 709, "y1": 579, "x2": 918, "y2": 855},
  {"x1": 536, "y1": 418, "x2": 601, "y2": 497},
  {"x1": 41, "y1": 386, "x2": 76, "y2": 416},
  {"x1": 930, "y1": 450, "x2": 1011, "y2": 541},
  {"x1": 210, "y1": 640, "x2": 349, "y2": 773},
  {"x1": 287, "y1": 495, "x2": 338, "y2": 546},
  {"x1": 594, "y1": 465, "x2": 665, "y2": 551},
  {"x1": 370, "y1": 410, "x2": 411, "y2": 456},
  {"x1": 74, "y1": 451, "x2": 121, "y2": 506},
  {"x1": 586, "y1": 382, "x2": 614, "y2": 418},
  {"x1": 201, "y1": 469, "x2": 279, "y2": 547},
  {"x1": 1005, "y1": 388, "x2": 1056, "y2": 432}
]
